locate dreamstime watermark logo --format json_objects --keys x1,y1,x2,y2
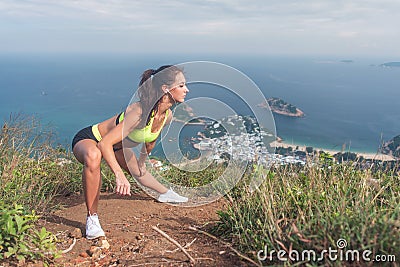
[
  {"x1": 257, "y1": 238, "x2": 396, "y2": 263},
  {"x1": 122, "y1": 62, "x2": 277, "y2": 207}
]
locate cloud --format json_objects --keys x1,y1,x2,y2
[
  {"x1": 1, "y1": 0, "x2": 399, "y2": 55},
  {"x1": 338, "y1": 31, "x2": 359, "y2": 38}
]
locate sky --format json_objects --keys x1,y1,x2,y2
[{"x1": 1, "y1": 0, "x2": 400, "y2": 57}]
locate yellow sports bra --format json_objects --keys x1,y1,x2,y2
[{"x1": 116, "y1": 109, "x2": 169, "y2": 143}]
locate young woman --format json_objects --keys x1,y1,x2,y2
[{"x1": 72, "y1": 65, "x2": 189, "y2": 239}]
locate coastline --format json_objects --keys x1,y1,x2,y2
[
  {"x1": 270, "y1": 141, "x2": 397, "y2": 161},
  {"x1": 257, "y1": 104, "x2": 305, "y2": 118},
  {"x1": 172, "y1": 118, "x2": 207, "y2": 125},
  {"x1": 271, "y1": 108, "x2": 305, "y2": 117}
]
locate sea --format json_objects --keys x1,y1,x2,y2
[{"x1": 1, "y1": 53, "x2": 399, "y2": 156}]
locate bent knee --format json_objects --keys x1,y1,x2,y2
[{"x1": 83, "y1": 147, "x2": 102, "y2": 168}]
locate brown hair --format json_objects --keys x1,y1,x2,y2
[{"x1": 136, "y1": 65, "x2": 182, "y2": 128}]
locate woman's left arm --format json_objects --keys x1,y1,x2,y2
[
  {"x1": 138, "y1": 109, "x2": 172, "y2": 175},
  {"x1": 137, "y1": 140, "x2": 156, "y2": 176},
  {"x1": 165, "y1": 108, "x2": 173, "y2": 125},
  {"x1": 143, "y1": 109, "x2": 172, "y2": 155}
]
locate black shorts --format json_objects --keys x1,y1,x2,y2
[{"x1": 71, "y1": 126, "x2": 98, "y2": 150}]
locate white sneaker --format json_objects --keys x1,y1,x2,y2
[
  {"x1": 86, "y1": 214, "x2": 105, "y2": 240},
  {"x1": 158, "y1": 189, "x2": 188, "y2": 203}
]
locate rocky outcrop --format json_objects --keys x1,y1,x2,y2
[
  {"x1": 258, "y1": 97, "x2": 305, "y2": 117},
  {"x1": 381, "y1": 135, "x2": 400, "y2": 158}
]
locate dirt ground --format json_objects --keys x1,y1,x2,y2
[{"x1": 36, "y1": 192, "x2": 254, "y2": 267}]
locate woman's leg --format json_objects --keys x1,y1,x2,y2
[
  {"x1": 114, "y1": 148, "x2": 168, "y2": 193},
  {"x1": 115, "y1": 148, "x2": 188, "y2": 203},
  {"x1": 73, "y1": 139, "x2": 102, "y2": 215}
]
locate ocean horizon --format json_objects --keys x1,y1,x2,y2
[{"x1": 1, "y1": 53, "x2": 399, "y2": 155}]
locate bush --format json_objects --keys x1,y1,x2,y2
[
  {"x1": 0, "y1": 114, "x2": 82, "y2": 213},
  {"x1": 0, "y1": 201, "x2": 60, "y2": 265}
]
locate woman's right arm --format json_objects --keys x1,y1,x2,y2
[
  {"x1": 97, "y1": 104, "x2": 142, "y2": 195},
  {"x1": 97, "y1": 122, "x2": 131, "y2": 195}
]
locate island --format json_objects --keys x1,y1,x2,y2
[
  {"x1": 258, "y1": 97, "x2": 305, "y2": 117},
  {"x1": 172, "y1": 103, "x2": 205, "y2": 125},
  {"x1": 381, "y1": 134, "x2": 400, "y2": 158},
  {"x1": 380, "y1": 62, "x2": 400, "y2": 68}
]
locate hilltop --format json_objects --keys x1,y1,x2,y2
[{"x1": 2, "y1": 115, "x2": 399, "y2": 266}]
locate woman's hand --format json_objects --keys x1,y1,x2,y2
[{"x1": 115, "y1": 170, "x2": 131, "y2": 196}]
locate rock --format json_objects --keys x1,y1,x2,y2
[
  {"x1": 79, "y1": 252, "x2": 89, "y2": 258},
  {"x1": 101, "y1": 239, "x2": 111, "y2": 250},
  {"x1": 135, "y1": 233, "x2": 144, "y2": 240},
  {"x1": 124, "y1": 244, "x2": 140, "y2": 253},
  {"x1": 381, "y1": 135, "x2": 400, "y2": 158},
  {"x1": 88, "y1": 246, "x2": 102, "y2": 259},
  {"x1": 69, "y1": 228, "x2": 82, "y2": 239}
]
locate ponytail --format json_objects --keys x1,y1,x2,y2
[{"x1": 136, "y1": 65, "x2": 182, "y2": 128}]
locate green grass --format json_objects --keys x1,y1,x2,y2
[
  {"x1": 0, "y1": 114, "x2": 136, "y2": 213},
  {"x1": 0, "y1": 201, "x2": 60, "y2": 265},
  {"x1": 213, "y1": 162, "x2": 399, "y2": 266},
  {"x1": 160, "y1": 160, "x2": 228, "y2": 187},
  {"x1": 0, "y1": 114, "x2": 133, "y2": 264},
  {"x1": 0, "y1": 114, "x2": 82, "y2": 213}
]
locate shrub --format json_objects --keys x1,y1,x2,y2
[
  {"x1": 0, "y1": 114, "x2": 82, "y2": 213},
  {"x1": 0, "y1": 201, "x2": 60, "y2": 265}
]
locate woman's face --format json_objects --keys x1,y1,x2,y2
[{"x1": 168, "y1": 72, "x2": 189, "y2": 103}]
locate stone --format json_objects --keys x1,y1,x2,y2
[
  {"x1": 101, "y1": 239, "x2": 111, "y2": 250},
  {"x1": 88, "y1": 246, "x2": 102, "y2": 259},
  {"x1": 69, "y1": 228, "x2": 82, "y2": 239},
  {"x1": 79, "y1": 252, "x2": 89, "y2": 258}
]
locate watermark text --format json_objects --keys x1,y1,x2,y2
[{"x1": 257, "y1": 239, "x2": 396, "y2": 263}]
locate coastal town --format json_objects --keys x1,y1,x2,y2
[
  {"x1": 192, "y1": 114, "x2": 308, "y2": 166},
  {"x1": 194, "y1": 132, "x2": 307, "y2": 166},
  {"x1": 151, "y1": 114, "x2": 398, "y2": 170},
  {"x1": 154, "y1": 98, "x2": 399, "y2": 170}
]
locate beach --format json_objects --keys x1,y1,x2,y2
[{"x1": 270, "y1": 141, "x2": 397, "y2": 162}]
